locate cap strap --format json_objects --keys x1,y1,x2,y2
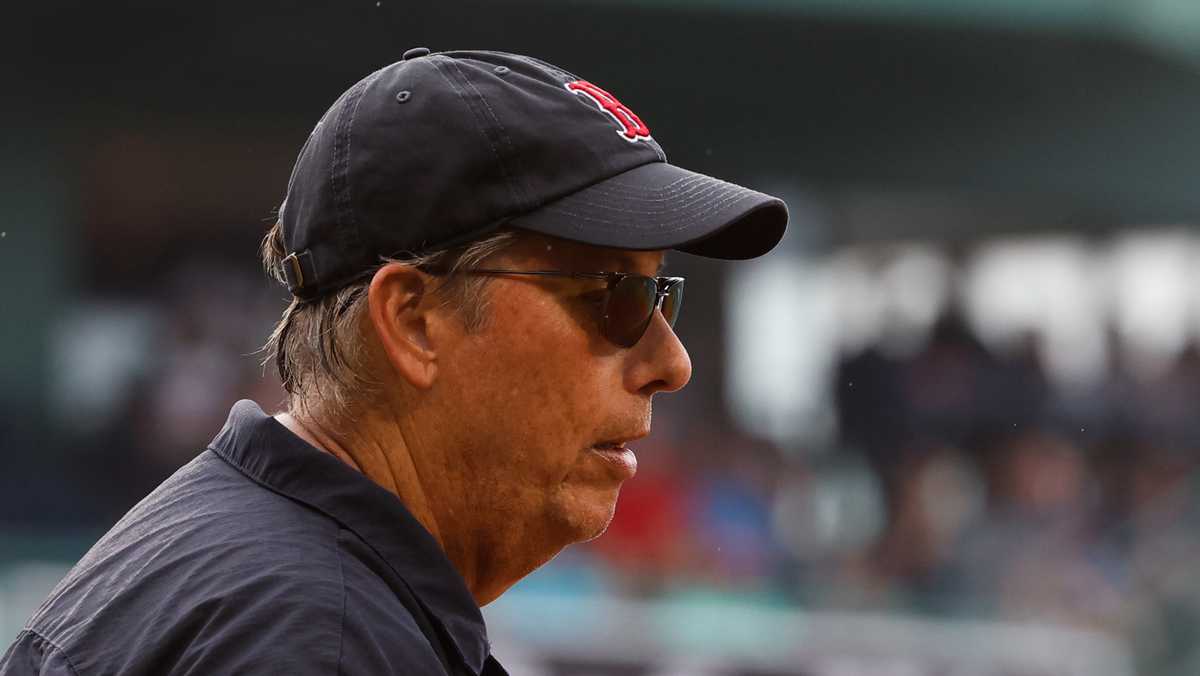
[{"x1": 281, "y1": 250, "x2": 318, "y2": 297}]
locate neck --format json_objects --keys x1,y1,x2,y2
[{"x1": 276, "y1": 408, "x2": 513, "y2": 604}]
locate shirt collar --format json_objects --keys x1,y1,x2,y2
[{"x1": 207, "y1": 399, "x2": 491, "y2": 674}]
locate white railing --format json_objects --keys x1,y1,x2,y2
[
  {"x1": 1, "y1": 563, "x2": 1133, "y2": 676},
  {"x1": 484, "y1": 592, "x2": 1134, "y2": 676}
]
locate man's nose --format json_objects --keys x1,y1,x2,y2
[{"x1": 626, "y1": 311, "x2": 693, "y2": 396}]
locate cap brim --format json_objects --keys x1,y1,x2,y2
[{"x1": 506, "y1": 162, "x2": 788, "y2": 260}]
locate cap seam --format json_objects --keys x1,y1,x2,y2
[
  {"x1": 430, "y1": 56, "x2": 529, "y2": 215},
  {"x1": 510, "y1": 53, "x2": 575, "y2": 82},
  {"x1": 545, "y1": 186, "x2": 738, "y2": 215},
  {"x1": 555, "y1": 181, "x2": 730, "y2": 210},
  {"x1": 580, "y1": 176, "x2": 726, "y2": 203},
  {"x1": 447, "y1": 57, "x2": 533, "y2": 213},
  {"x1": 329, "y1": 71, "x2": 381, "y2": 290},
  {"x1": 541, "y1": 191, "x2": 755, "y2": 232}
]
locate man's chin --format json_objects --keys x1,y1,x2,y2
[
  {"x1": 576, "y1": 515, "x2": 615, "y2": 543},
  {"x1": 553, "y1": 489, "x2": 621, "y2": 544}
]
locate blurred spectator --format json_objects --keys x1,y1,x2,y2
[{"x1": 685, "y1": 433, "x2": 779, "y2": 591}]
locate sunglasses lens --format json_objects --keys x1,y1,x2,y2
[
  {"x1": 606, "y1": 276, "x2": 657, "y2": 347},
  {"x1": 661, "y1": 281, "x2": 683, "y2": 328}
]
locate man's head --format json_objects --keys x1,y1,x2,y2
[{"x1": 262, "y1": 48, "x2": 786, "y2": 601}]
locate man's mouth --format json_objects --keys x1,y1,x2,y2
[{"x1": 589, "y1": 440, "x2": 638, "y2": 478}]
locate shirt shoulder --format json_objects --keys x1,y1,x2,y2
[
  {"x1": 12, "y1": 446, "x2": 454, "y2": 675},
  {"x1": 15, "y1": 451, "x2": 355, "y2": 675}
]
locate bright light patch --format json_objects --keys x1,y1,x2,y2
[
  {"x1": 1108, "y1": 230, "x2": 1196, "y2": 376},
  {"x1": 963, "y1": 237, "x2": 1106, "y2": 385},
  {"x1": 726, "y1": 254, "x2": 838, "y2": 447}
]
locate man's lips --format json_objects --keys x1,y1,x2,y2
[
  {"x1": 588, "y1": 441, "x2": 639, "y2": 479},
  {"x1": 593, "y1": 427, "x2": 650, "y2": 450}
]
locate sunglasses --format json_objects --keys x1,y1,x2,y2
[{"x1": 435, "y1": 268, "x2": 685, "y2": 348}]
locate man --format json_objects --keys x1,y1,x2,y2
[{"x1": 2, "y1": 48, "x2": 786, "y2": 675}]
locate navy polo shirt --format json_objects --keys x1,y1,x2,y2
[{"x1": 1, "y1": 400, "x2": 509, "y2": 675}]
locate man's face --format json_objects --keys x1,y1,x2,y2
[{"x1": 424, "y1": 233, "x2": 692, "y2": 558}]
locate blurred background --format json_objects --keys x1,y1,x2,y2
[{"x1": 7, "y1": 1, "x2": 1200, "y2": 674}]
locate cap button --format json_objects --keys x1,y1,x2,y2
[{"x1": 402, "y1": 47, "x2": 431, "y2": 61}]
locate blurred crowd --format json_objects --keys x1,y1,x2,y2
[
  {"x1": 584, "y1": 309, "x2": 1200, "y2": 674},
  {"x1": 9, "y1": 247, "x2": 1200, "y2": 674}
]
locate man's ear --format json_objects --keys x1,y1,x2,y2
[{"x1": 367, "y1": 263, "x2": 440, "y2": 390}]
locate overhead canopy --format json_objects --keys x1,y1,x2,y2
[
  {"x1": 596, "y1": 0, "x2": 1200, "y2": 60},
  {"x1": 13, "y1": 0, "x2": 1200, "y2": 243}
]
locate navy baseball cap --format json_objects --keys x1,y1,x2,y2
[{"x1": 278, "y1": 48, "x2": 788, "y2": 300}]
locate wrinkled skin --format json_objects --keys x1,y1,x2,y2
[{"x1": 280, "y1": 232, "x2": 692, "y2": 605}]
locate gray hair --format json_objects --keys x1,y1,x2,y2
[{"x1": 260, "y1": 223, "x2": 520, "y2": 421}]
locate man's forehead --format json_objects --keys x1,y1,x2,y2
[
  {"x1": 531, "y1": 235, "x2": 667, "y2": 273},
  {"x1": 597, "y1": 249, "x2": 667, "y2": 274}
]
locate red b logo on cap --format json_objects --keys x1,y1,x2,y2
[{"x1": 566, "y1": 80, "x2": 651, "y2": 142}]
